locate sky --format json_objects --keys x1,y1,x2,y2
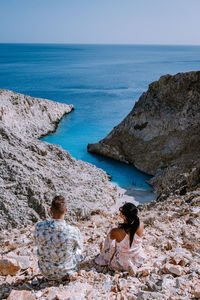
[{"x1": 0, "y1": 0, "x2": 200, "y2": 45}]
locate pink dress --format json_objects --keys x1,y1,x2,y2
[{"x1": 95, "y1": 232, "x2": 145, "y2": 271}]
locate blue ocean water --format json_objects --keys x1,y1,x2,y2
[{"x1": 1, "y1": 44, "x2": 200, "y2": 201}]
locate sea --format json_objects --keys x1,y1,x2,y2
[{"x1": 1, "y1": 44, "x2": 200, "y2": 203}]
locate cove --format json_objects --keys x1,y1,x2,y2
[{"x1": 41, "y1": 109, "x2": 155, "y2": 204}]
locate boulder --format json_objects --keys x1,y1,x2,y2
[
  {"x1": 163, "y1": 263, "x2": 183, "y2": 276},
  {"x1": 137, "y1": 291, "x2": 168, "y2": 300},
  {"x1": 7, "y1": 290, "x2": 36, "y2": 300},
  {"x1": 6, "y1": 255, "x2": 31, "y2": 270},
  {"x1": 0, "y1": 258, "x2": 20, "y2": 276},
  {"x1": 0, "y1": 254, "x2": 30, "y2": 276},
  {"x1": 45, "y1": 290, "x2": 84, "y2": 300},
  {"x1": 44, "y1": 284, "x2": 94, "y2": 300}
]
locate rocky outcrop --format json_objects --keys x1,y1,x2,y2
[
  {"x1": 0, "y1": 89, "x2": 74, "y2": 139},
  {"x1": 0, "y1": 90, "x2": 117, "y2": 229},
  {"x1": 88, "y1": 71, "x2": 200, "y2": 197}
]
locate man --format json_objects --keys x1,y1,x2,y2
[{"x1": 34, "y1": 195, "x2": 83, "y2": 280}]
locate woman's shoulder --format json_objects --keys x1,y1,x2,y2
[{"x1": 110, "y1": 227, "x2": 126, "y2": 243}]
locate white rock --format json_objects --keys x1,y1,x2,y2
[{"x1": 163, "y1": 263, "x2": 183, "y2": 276}]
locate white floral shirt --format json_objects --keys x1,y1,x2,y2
[{"x1": 34, "y1": 219, "x2": 83, "y2": 280}]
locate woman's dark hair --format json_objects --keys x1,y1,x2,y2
[{"x1": 119, "y1": 202, "x2": 140, "y2": 247}]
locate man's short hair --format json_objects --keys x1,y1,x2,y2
[{"x1": 51, "y1": 195, "x2": 66, "y2": 215}]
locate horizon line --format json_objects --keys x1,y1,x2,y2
[{"x1": 0, "y1": 42, "x2": 200, "y2": 47}]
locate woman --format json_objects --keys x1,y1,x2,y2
[{"x1": 95, "y1": 202, "x2": 145, "y2": 273}]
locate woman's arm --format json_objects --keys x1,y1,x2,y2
[{"x1": 136, "y1": 222, "x2": 144, "y2": 237}]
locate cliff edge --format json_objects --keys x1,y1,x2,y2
[
  {"x1": 88, "y1": 71, "x2": 200, "y2": 198},
  {"x1": 0, "y1": 89, "x2": 74, "y2": 139}
]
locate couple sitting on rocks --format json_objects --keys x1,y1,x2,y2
[{"x1": 34, "y1": 195, "x2": 145, "y2": 281}]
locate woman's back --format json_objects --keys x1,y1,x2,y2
[
  {"x1": 95, "y1": 203, "x2": 146, "y2": 272},
  {"x1": 95, "y1": 224, "x2": 145, "y2": 271},
  {"x1": 110, "y1": 222, "x2": 144, "y2": 243}
]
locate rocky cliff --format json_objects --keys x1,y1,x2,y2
[
  {"x1": 0, "y1": 90, "x2": 117, "y2": 229},
  {"x1": 88, "y1": 71, "x2": 200, "y2": 198},
  {"x1": 0, "y1": 89, "x2": 74, "y2": 139},
  {"x1": 0, "y1": 90, "x2": 199, "y2": 300}
]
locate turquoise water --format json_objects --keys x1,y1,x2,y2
[{"x1": 1, "y1": 44, "x2": 200, "y2": 199}]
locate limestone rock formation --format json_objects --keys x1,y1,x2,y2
[
  {"x1": 0, "y1": 89, "x2": 74, "y2": 139},
  {"x1": 0, "y1": 90, "x2": 117, "y2": 229},
  {"x1": 88, "y1": 71, "x2": 200, "y2": 197}
]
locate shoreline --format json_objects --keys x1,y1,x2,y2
[{"x1": 110, "y1": 183, "x2": 157, "y2": 213}]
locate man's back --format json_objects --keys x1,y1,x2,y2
[{"x1": 34, "y1": 218, "x2": 82, "y2": 280}]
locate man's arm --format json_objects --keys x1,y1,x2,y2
[{"x1": 71, "y1": 226, "x2": 83, "y2": 256}]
